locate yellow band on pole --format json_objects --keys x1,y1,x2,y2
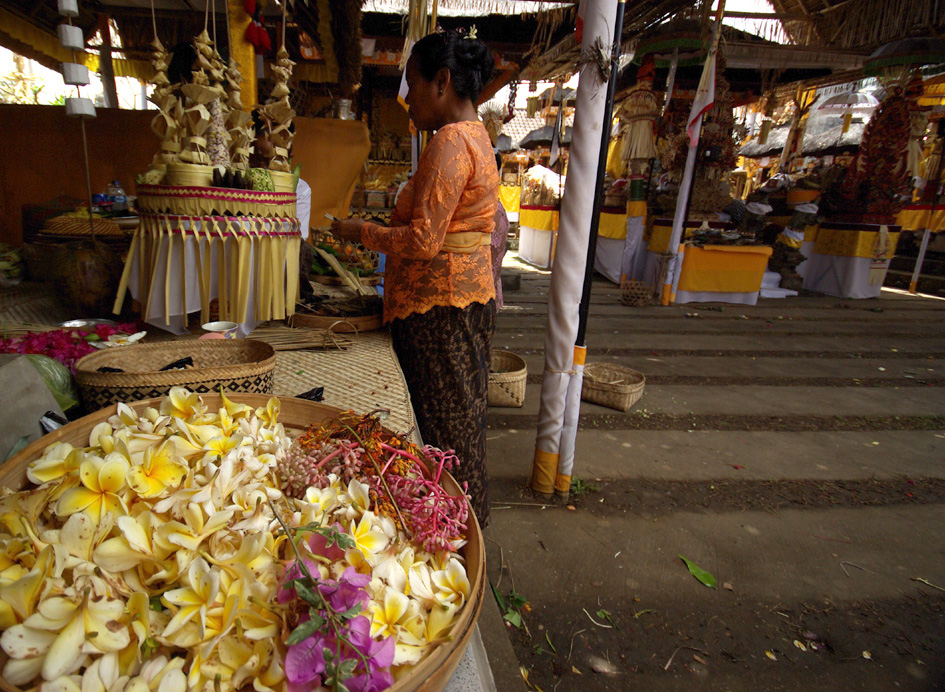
[
  {"x1": 555, "y1": 473, "x2": 571, "y2": 494},
  {"x1": 573, "y1": 345, "x2": 587, "y2": 366},
  {"x1": 531, "y1": 449, "x2": 558, "y2": 494},
  {"x1": 228, "y1": 0, "x2": 256, "y2": 112}
]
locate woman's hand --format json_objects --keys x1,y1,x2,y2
[{"x1": 331, "y1": 218, "x2": 366, "y2": 243}]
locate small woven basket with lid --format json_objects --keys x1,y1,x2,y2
[{"x1": 74, "y1": 339, "x2": 276, "y2": 413}]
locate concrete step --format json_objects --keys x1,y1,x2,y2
[
  {"x1": 487, "y1": 428, "x2": 945, "y2": 483},
  {"x1": 506, "y1": 353, "x2": 941, "y2": 382},
  {"x1": 493, "y1": 383, "x2": 945, "y2": 419}
]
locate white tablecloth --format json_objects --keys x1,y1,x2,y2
[
  {"x1": 802, "y1": 253, "x2": 890, "y2": 299},
  {"x1": 518, "y1": 225, "x2": 556, "y2": 269}
]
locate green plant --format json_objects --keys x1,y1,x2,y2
[
  {"x1": 490, "y1": 583, "x2": 529, "y2": 629},
  {"x1": 570, "y1": 477, "x2": 598, "y2": 496}
]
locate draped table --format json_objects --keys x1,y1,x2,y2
[
  {"x1": 114, "y1": 184, "x2": 302, "y2": 336},
  {"x1": 802, "y1": 221, "x2": 901, "y2": 299}
]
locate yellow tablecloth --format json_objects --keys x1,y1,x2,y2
[
  {"x1": 647, "y1": 218, "x2": 735, "y2": 253},
  {"x1": 895, "y1": 205, "x2": 945, "y2": 233},
  {"x1": 678, "y1": 245, "x2": 773, "y2": 293},
  {"x1": 519, "y1": 205, "x2": 559, "y2": 232},
  {"x1": 813, "y1": 225, "x2": 899, "y2": 259},
  {"x1": 499, "y1": 185, "x2": 521, "y2": 215},
  {"x1": 598, "y1": 208, "x2": 628, "y2": 239},
  {"x1": 520, "y1": 205, "x2": 628, "y2": 239}
]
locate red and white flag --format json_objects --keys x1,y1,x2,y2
[{"x1": 686, "y1": 46, "x2": 716, "y2": 147}]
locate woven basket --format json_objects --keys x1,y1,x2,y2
[
  {"x1": 581, "y1": 362, "x2": 645, "y2": 412},
  {"x1": 74, "y1": 339, "x2": 276, "y2": 413},
  {"x1": 620, "y1": 279, "x2": 655, "y2": 307},
  {"x1": 489, "y1": 350, "x2": 527, "y2": 407}
]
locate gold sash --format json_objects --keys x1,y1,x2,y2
[{"x1": 440, "y1": 231, "x2": 491, "y2": 254}]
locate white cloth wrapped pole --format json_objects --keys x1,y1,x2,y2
[
  {"x1": 556, "y1": 352, "x2": 585, "y2": 488},
  {"x1": 531, "y1": 0, "x2": 618, "y2": 495}
]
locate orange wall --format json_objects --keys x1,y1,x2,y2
[{"x1": 0, "y1": 104, "x2": 155, "y2": 246}]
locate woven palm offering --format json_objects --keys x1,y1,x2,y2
[
  {"x1": 0, "y1": 392, "x2": 483, "y2": 692},
  {"x1": 116, "y1": 21, "x2": 302, "y2": 328}
]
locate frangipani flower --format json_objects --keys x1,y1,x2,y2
[
  {"x1": 128, "y1": 442, "x2": 187, "y2": 498},
  {"x1": 161, "y1": 557, "x2": 220, "y2": 640},
  {"x1": 8, "y1": 578, "x2": 130, "y2": 681},
  {"x1": 432, "y1": 558, "x2": 470, "y2": 609},
  {"x1": 27, "y1": 443, "x2": 81, "y2": 485},
  {"x1": 159, "y1": 388, "x2": 206, "y2": 420},
  {"x1": 254, "y1": 398, "x2": 280, "y2": 427},
  {"x1": 368, "y1": 587, "x2": 410, "y2": 639},
  {"x1": 347, "y1": 512, "x2": 389, "y2": 564},
  {"x1": 56, "y1": 454, "x2": 130, "y2": 523}
]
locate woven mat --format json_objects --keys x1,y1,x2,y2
[
  {"x1": 0, "y1": 282, "x2": 68, "y2": 328},
  {"x1": 273, "y1": 329, "x2": 416, "y2": 436}
]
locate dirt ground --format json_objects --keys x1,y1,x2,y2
[{"x1": 480, "y1": 264, "x2": 945, "y2": 692}]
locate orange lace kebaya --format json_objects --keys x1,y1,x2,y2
[{"x1": 362, "y1": 121, "x2": 499, "y2": 323}]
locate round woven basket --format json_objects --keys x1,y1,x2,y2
[
  {"x1": 74, "y1": 339, "x2": 276, "y2": 412},
  {"x1": 0, "y1": 394, "x2": 484, "y2": 692},
  {"x1": 489, "y1": 350, "x2": 527, "y2": 407},
  {"x1": 620, "y1": 279, "x2": 655, "y2": 307},
  {"x1": 290, "y1": 310, "x2": 383, "y2": 332},
  {"x1": 581, "y1": 362, "x2": 645, "y2": 412}
]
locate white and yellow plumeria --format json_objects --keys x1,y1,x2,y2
[{"x1": 0, "y1": 388, "x2": 470, "y2": 690}]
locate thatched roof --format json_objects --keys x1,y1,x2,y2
[
  {"x1": 739, "y1": 126, "x2": 790, "y2": 159},
  {"x1": 802, "y1": 121, "x2": 866, "y2": 156},
  {"x1": 769, "y1": 0, "x2": 945, "y2": 51}
]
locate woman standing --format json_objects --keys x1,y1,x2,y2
[{"x1": 332, "y1": 30, "x2": 498, "y2": 526}]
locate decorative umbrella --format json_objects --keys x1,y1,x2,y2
[
  {"x1": 817, "y1": 92, "x2": 880, "y2": 112},
  {"x1": 863, "y1": 37, "x2": 945, "y2": 78},
  {"x1": 818, "y1": 91, "x2": 879, "y2": 132},
  {"x1": 519, "y1": 125, "x2": 573, "y2": 149},
  {"x1": 538, "y1": 85, "x2": 576, "y2": 105},
  {"x1": 635, "y1": 18, "x2": 707, "y2": 68}
]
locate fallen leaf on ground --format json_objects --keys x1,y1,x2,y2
[
  {"x1": 794, "y1": 640, "x2": 807, "y2": 652},
  {"x1": 679, "y1": 555, "x2": 717, "y2": 588},
  {"x1": 571, "y1": 665, "x2": 582, "y2": 675},
  {"x1": 723, "y1": 582, "x2": 734, "y2": 591},
  {"x1": 765, "y1": 650, "x2": 778, "y2": 661},
  {"x1": 693, "y1": 654, "x2": 708, "y2": 666}
]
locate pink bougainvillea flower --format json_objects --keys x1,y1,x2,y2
[{"x1": 307, "y1": 524, "x2": 346, "y2": 562}]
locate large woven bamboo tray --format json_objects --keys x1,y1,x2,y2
[
  {"x1": 0, "y1": 394, "x2": 485, "y2": 692},
  {"x1": 74, "y1": 339, "x2": 276, "y2": 412}
]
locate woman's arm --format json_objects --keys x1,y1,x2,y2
[{"x1": 361, "y1": 129, "x2": 473, "y2": 261}]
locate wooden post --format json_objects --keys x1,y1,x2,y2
[
  {"x1": 99, "y1": 15, "x2": 118, "y2": 108},
  {"x1": 228, "y1": 0, "x2": 256, "y2": 111}
]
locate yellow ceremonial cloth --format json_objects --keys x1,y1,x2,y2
[
  {"x1": 895, "y1": 205, "x2": 945, "y2": 233},
  {"x1": 499, "y1": 184, "x2": 521, "y2": 214},
  {"x1": 626, "y1": 200, "x2": 647, "y2": 217},
  {"x1": 520, "y1": 205, "x2": 559, "y2": 232},
  {"x1": 598, "y1": 208, "x2": 628, "y2": 239},
  {"x1": 677, "y1": 245, "x2": 773, "y2": 293},
  {"x1": 813, "y1": 226, "x2": 900, "y2": 258},
  {"x1": 294, "y1": 117, "x2": 372, "y2": 226},
  {"x1": 647, "y1": 221, "x2": 699, "y2": 253}
]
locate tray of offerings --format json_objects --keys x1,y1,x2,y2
[{"x1": 0, "y1": 392, "x2": 483, "y2": 692}]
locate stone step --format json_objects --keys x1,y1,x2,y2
[{"x1": 486, "y1": 428, "x2": 945, "y2": 483}]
